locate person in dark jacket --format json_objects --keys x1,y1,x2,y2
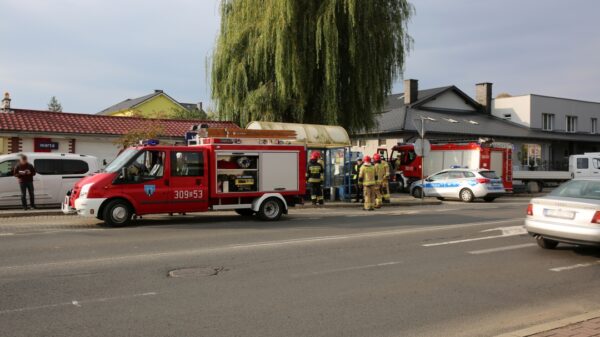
[
  {"x1": 13, "y1": 154, "x2": 36, "y2": 210},
  {"x1": 352, "y1": 158, "x2": 364, "y2": 203},
  {"x1": 306, "y1": 152, "x2": 324, "y2": 206}
]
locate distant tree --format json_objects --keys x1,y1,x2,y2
[
  {"x1": 47, "y1": 96, "x2": 63, "y2": 112},
  {"x1": 496, "y1": 92, "x2": 513, "y2": 99},
  {"x1": 211, "y1": 0, "x2": 414, "y2": 132},
  {"x1": 170, "y1": 107, "x2": 208, "y2": 120}
]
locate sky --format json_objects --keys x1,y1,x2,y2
[{"x1": 1, "y1": 0, "x2": 599, "y2": 113}]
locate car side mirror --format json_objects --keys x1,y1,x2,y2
[
  {"x1": 120, "y1": 167, "x2": 127, "y2": 179},
  {"x1": 425, "y1": 178, "x2": 433, "y2": 182}
]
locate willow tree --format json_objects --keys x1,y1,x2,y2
[{"x1": 211, "y1": 0, "x2": 413, "y2": 132}]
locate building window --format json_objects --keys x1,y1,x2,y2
[
  {"x1": 542, "y1": 113, "x2": 554, "y2": 131},
  {"x1": 503, "y1": 114, "x2": 511, "y2": 120},
  {"x1": 592, "y1": 118, "x2": 598, "y2": 134},
  {"x1": 566, "y1": 116, "x2": 577, "y2": 133},
  {"x1": 378, "y1": 139, "x2": 387, "y2": 146},
  {"x1": 358, "y1": 139, "x2": 366, "y2": 147},
  {"x1": 351, "y1": 139, "x2": 359, "y2": 147}
]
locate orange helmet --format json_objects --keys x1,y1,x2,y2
[
  {"x1": 373, "y1": 153, "x2": 381, "y2": 162},
  {"x1": 310, "y1": 152, "x2": 321, "y2": 160},
  {"x1": 363, "y1": 155, "x2": 371, "y2": 163}
]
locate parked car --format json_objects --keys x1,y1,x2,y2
[
  {"x1": 410, "y1": 168, "x2": 505, "y2": 202},
  {"x1": 525, "y1": 179, "x2": 600, "y2": 249},
  {"x1": 0, "y1": 153, "x2": 100, "y2": 207}
]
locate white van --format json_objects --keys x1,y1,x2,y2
[
  {"x1": 569, "y1": 153, "x2": 600, "y2": 179},
  {"x1": 0, "y1": 153, "x2": 100, "y2": 207}
]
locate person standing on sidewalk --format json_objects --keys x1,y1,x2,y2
[
  {"x1": 379, "y1": 156, "x2": 391, "y2": 204},
  {"x1": 352, "y1": 157, "x2": 363, "y2": 203},
  {"x1": 358, "y1": 155, "x2": 376, "y2": 211},
  {"x1": 306, "y1": 152, "x2": 324, "y2": 206},
  {"x1": 13, "y1": 154, "x2": 36, "y2": 210},
  {"x1": 373, "y1": 154, "x2": 383, "y2": 209}
]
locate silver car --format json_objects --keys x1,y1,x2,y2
[
  {"x1": 410, "y1": 168, "x2": 505, "y2": 202},
  {"x1": 526, "y1": 179, "x2": 600, "y2": 249}
]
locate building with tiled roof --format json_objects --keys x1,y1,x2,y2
[
  {"x1": 97, "y1": 89, "x2": 205, "y2": 119},
  {"x1": 0, "y1": 97, "x2": 238, "y2": 164}
]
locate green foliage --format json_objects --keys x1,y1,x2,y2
[
  {"x1": 170, "y1": 107, "x2": 208, "y2": 120},
  {"x1": 47, "y1": 96, "x2": 63, "y2": 112},
  {"x1": 211, "y1": 0, "x2": 413, "y2": 131}
]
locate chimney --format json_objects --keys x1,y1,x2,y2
[
  {"x1": 404, "y1": 79, "x2": 418, "y2": 105},
  {"x1": 1, "y1": 92, "x2": 11, "y2": 112},
  {"x1": 196, "y1": 102, "x2": 203, "y2": 111},
  {"x1": 154, "y1": 89, "x2": 163, "y2": 93},
  {"x1": 475, "y1": 82, "x2": 493, "y2": 114}
]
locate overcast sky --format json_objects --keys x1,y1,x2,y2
[{"x1": 1, "y1": 0, "x2": 599, "y2": 113}]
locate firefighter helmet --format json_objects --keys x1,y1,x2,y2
[
  {"x1": 310, "y1": 152, "x2": 321, "y2": 160},
  {"x1": 373, "y1": 153, "x2": 381, "y2": 162},
  {"x1": 363, "y1": 155, "x2": 371, "y2": 163}
]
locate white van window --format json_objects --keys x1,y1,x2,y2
[
  {"x1": 593, "y1": 158, "x2": 600, "y2": 169},
  {"x1": 34, "y1": 159, "x2": 89, "y2": 175},
  {"x1": 577, "y1": 158, "x2": 589, "y2": 169},
  {"x1": 0, "y1": 160, "x2": 17, "y2": 177}
]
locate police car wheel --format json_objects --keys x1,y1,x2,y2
[
  {"x1": 258, "y1": 198, "x2": 283, "y2": 221},
  {"x1": 536, "y1": 236, "x2": 559, "y2": 249},
  {"x1": 103, "y1": 200, "x2": 132, "y2": 227},
  {"x1": 412, "y1": 187, "x2": 423, "y2": 199},
  {"x1": 459, "y1": 189, "x2": 474, "y2": 203},
  {"x1": 235, "y1": 209, "x2": 255, "y2": 216}
]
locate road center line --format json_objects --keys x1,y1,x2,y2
[
  {"x1": 0, "y1": 292, "x2": 157, "y2": 315},
  {"x1": 550, "y1": 261, "x2": 600, "y2": 272},
  {"x1": 301, "y1": 261, "x2": 402, "y2": 276},
  {"x1": 468, "y1": 243, "x2": 537, "y2": 255},
  {"x1": 0, "y1": 218, "x2": 521, "y2": 274}
]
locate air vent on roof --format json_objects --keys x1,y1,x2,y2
[
  {"x1": 466, "y1": 120, "x2": 479, "y2": 125},
  {"x1": 444, "y1": 118, "x2": 459, "y2": 123}
]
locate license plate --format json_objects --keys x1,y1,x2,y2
[{"x1": 545, "y1": 209, "x2": 575, "y2": 219}]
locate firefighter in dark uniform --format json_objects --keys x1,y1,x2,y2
[
  {"x1": 352, "y1": 157, "x2": 364, "y2": 203},
  {"x1": 306, "y1": 151, "x2": 324, "y2": 205}
]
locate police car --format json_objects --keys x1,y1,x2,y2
[{"x1": 410, "y1": 168, "x2": 505, "y2": 202}]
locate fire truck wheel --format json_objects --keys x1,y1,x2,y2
[
  {"x1": 103, "y1": 199, "x2": 132, "y2": 227},
  {"x1": 459, "y1": 189, "x2": 474, "y2": 203},
  {"x1": 411, "y1": 187, "x2": 423, "y2": 199},
  {"x1": 258, "y1": 198, "x2": 284, "y2": 221},
  {"x1": 235, "y1": 209, "x2": 255, "y2": 216}
]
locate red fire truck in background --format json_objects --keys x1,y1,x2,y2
[
  {"x1": 63, "y1": 127, "x2": 306, "y2": 227},
  {"x1": 377, "y1": 139, "x2": 513, "y2": 192}
]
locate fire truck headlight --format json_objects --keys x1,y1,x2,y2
[{"x1": 79, "y1": 183, "x2": 94, "y2": 199}]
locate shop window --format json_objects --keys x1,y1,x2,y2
[
  {"x1": 566, "y1": 116, "x2": 577, "y2": 133},
  {"x1": 542, "y1": 113, "x2": 554, "y2": 131}
]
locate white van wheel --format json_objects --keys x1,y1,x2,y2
[{"x1": 258, "y1": 198, "x2": 283, "y2": 221}]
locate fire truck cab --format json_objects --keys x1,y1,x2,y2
[
  {"x1": 378, "y1": 140, "x2": 513, "y2": 192},
  {"x1": 62, "y1": 128, "x2": 306, "y2": 227}
]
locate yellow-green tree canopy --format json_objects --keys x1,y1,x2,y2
[{"x1": 211, "y1": 0, "x2": 413, "y2": 132}]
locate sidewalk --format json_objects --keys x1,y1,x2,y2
[
  {"x1": 497, "y1": 310, "x2": 600, "y2": 337},
  {"x1": 0, "y1": 195, "x2": 440, "y2": 218}
]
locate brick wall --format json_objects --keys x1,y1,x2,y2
[
  {"x1": 68, "y1": 139, "x2": 76, "y2": 153},
  {"x1": 7, "y1": 137, "x2": 22, "y2": 153}
]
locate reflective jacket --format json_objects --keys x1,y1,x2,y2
[
  {"x1": 359, "y1": 163, "x2": 376, "y2": 186},
  {"x1": 306, "y1": 160, "x2": 324, "y2": 183},
  {"x1": 375, "y1": 161, "x2": 390, "y2": 183},
  {"x1": 352, "y1": 162, "x2": 362, "y2": 181}
]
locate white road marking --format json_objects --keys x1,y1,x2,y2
[
  {"x1": 468, "y1": 243, "x2": 536, "y2": 255},
  {"x1": 0, "y1": 218, "x2": 521, "y2": 274},
  {"x1": 0, "y1": 292, "x2": 157, "y2": 315},
  {"x1": 423, "y1": 225, "x2": 527, "y2": 247},
  {"x1": 302, "y1": 261, "x2": 402, "y2": 276},
  {"x1": 550, "y1": 261, "x2": 600, "y2": 272},
  {"x1": 0, "y1": 233, "x2": 14, "y2": 236}
]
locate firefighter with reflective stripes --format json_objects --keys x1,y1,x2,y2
[
  {"x1": 375, "y1": 154, "x2": 391, "y2": 204},
  {"x1": 358, "y1": 155, "x2": 377, "y2": 211},
  {"x1": 306, "y1": 152, "x2": 324, "y2": 205},
  {"x1": 373, "y1": 154, "x2": 383, "y2": 208}
]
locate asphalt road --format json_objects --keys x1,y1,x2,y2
[{"x1": 1, "y1": 199, "x2": 599, "y2": 337}]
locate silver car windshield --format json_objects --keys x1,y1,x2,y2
[
  {"x1": 104, "y1": 148, "x2": 139, "y2": 173},
  {"x1": 549, "y1": 180, "x2": 600, "y2": 200}
]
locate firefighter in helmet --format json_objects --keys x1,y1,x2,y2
[
  {"x1": 374, "y1": 153, "x2": 391, "y2": 204},
  {"x1": 358, "y1": 155, "x2": 377, "y2": 211},
  {"x1": 351, "y1": 157, "x2": 364, "y2": 203},
  {"x1": 373, "y1": 154, "x2": 383, "y2": 208},
  {"x1": 306, "y1": 151, "x2": 324, "y2": 205}
]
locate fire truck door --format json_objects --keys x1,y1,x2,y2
[{"x1": 169, "y1": 150, "x2": 208, "y2": 212}]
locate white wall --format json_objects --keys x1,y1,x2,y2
[
  {"x1": 76, "y1": 138, "x2": 121, "y2": 166},
  {"x1": 421, "y1": 91, "x2": 476, "y2": 111},
  {"x1": 351, "y1": 138, "x2": 404, "y2": 157},
  {"x1": 492, "y1": 95, "x2": 532, "y2": 127}
]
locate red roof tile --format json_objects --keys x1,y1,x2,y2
[{"x1": 0, "y1": 109, "x2": 239, "y2": 137}]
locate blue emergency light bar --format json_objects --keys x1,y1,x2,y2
[{"x1": 141, "y1": 139, "x2": 160, "y2": 146}]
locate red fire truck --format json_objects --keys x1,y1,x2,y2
[
  {"x1": 62, "y1": 127, "x2": 306, "y2": 226},
  {"x1": 377, "y1": 140, "x2": 513, "y2": 192}
]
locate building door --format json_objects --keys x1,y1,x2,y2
[{"x1": 169, "y1": 150, "x2": 208, "y2": 213}]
